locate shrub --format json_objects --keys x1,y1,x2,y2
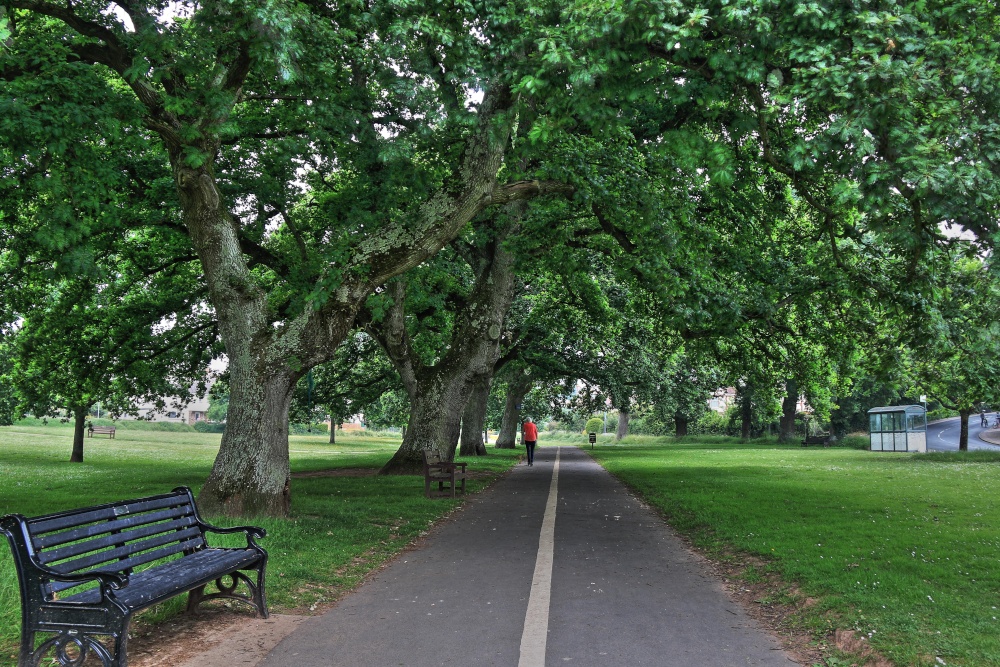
[
  {"x1": 584, "y1": 417, "x2": 603, "y2": 435},
  {"x1": 290, "y1": 422, "x2": 329, "y2": 435},
  {"x1": 927, "y1": 407, "x2": 958, "y2": 422},
  {"x1": 836, "y1": 435, "x2": 871, "y2": 450},
  {"x1": 691, "y1": 409, "x2": 734, "y2": 436},
  {"x1": 194, "y1": 421, "x2": 226, "y2": 433}
]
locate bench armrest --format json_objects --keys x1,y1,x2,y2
[
  {"x1": 23, "y1": 556, "x2": 129, "y2": 601},
  {"x1": 198, "y1": 521, "x2": 267, "y2": 548},
  {"x1": 49, "y1": 568, "x2": 130, "y2": 593},
  {"x1": 427, "y1": 461, "x2": 466, "y2": 472}
]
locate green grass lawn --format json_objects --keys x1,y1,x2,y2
[
  {"x1": 589, "y1": 437, "x2": 1000, "y2": 667},
  {"x1": 0, "y1": 423, "x2": 520, "y2": 666}
]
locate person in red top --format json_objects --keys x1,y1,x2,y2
[{"x1": 522, "y1": 418, "x2": 539, "y2": 466}]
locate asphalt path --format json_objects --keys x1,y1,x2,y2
[
  {"x1": 927, "y1": 415, "x2": 1000, "y2": 451},
  {"x1": 260, "y1": 446, "x2": 799, "y2": 667}
]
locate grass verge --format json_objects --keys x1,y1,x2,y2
[
  {"x1": 0, "y1": 424, "x2": 519, "y2": 666},
  {"x1": 587, "y1": 437, "x2": 1000, "y2": 667}
]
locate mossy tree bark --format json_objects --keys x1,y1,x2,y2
[
  {"x1": 374, "y1": 238, "x2": 519, "y2": 474},
  {"x1": 459, "y1": 375, "x2": 491, "y2": 456}
]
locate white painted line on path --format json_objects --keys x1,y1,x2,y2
[{"x1": 518, "y1": 446, "x2": 561, "y2": 667}]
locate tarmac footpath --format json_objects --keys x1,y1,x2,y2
[{"x1": 259, "y1": 445, "x2": 800, "y2": 667}]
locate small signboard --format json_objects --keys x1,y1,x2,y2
[{"x1": 588, "y1": 432, "x2": 597, "y2": 448}]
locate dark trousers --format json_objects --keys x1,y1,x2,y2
[{"x1": 525, "y1": 440, "x2": 537, "y2": 464}]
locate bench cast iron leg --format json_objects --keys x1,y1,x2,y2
[
  {"x1": 26, "y1": 630, "x2": 116, "y2": 667},
  {"x1": 186, "y1": 584, "x2": 207, "y2": 613},
  {"x1": 17, "y1": 628, "x2": 33, "y2": 667},
  {"x1": 254, "y1": 562, "x2": 270, "y2": 618}
]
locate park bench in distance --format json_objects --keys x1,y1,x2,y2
[
  {"x1": 0, "y1": 486, "x2": 268, "y2": 667},
  {"x1": 802, "y1": 434, "x2": 833, "y2": 447},
  {"x1": 422, "y1": 449, "x2": 467, "y2": 498},
  {"x1": 87, "y1": 424, "x2": 116, "y2": 438}
]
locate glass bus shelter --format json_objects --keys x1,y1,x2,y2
[{"x1": 867, "y1": 405, "x2": 927, "y2": 452}]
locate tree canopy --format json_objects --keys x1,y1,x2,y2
[{"x1": 3, "y1": 0, "x2": 999, "y2": 515}]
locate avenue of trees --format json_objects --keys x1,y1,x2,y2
[{"x1": 1, "y1": 0, "x2": 999, "y2": 516}]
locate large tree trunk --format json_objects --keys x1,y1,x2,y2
[
  {"x1": 380, "y1": 364, "x2": 474, "y2": 473},
  {"x1": 779, "y1": 378, "x2": 797, "y2": 442},
  {"x1": 674, "y1": 411, "x2": 689, "y2": 437},
  {"x1": 495, "y1": 374, "x2": 531, "y2": 449},
  {"x1": 329, "y1": 415, "x2": 336, "y2": 444},
  {"x1": 70, "y1": 406, "x2": 87, "y2": 463},
  {"x1": 377, "y1": 238, "x2": 518, "y2": 473},
  {"x1": 198, "y1": 362, "x2": 299, "y2": 517},
  {"x1": 615, "y1": 410, "x2": 629, "y2": 441},
  {"x1": 460, "y1": 376, "x2": 490, "y2": 456},
  {"x1": 959, "y1": 407, "x2": 971, "y2": 451}
]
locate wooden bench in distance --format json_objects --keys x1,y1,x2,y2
[
  {"x1": 422, "y1": 449, "x2": 467, "y2": 498},
  {"x1": 87, "y1": 424, "x2": 116, "y2": 438},
  {"x1": 802, "y1": 434, "x2": 832, "y2": 447},
  {"x1": 0, "y1": 486, "x2": 268, "y2": 667}
]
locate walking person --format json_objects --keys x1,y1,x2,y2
[{"x1": 522, "y1": 417, "x2": 538, "y2": 466}]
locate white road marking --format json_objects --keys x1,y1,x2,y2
[{"x1": 519, "y1": 446, "x2": 561, "y2": 667}]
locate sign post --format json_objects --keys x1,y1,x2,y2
[{"x1": 588, "y1": 432, "x2": 597, "y2": 449}]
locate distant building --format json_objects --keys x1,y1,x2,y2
[
  {"x1": 709, "y1": 387, "x2": 737, "y2": 413},
  {"x1": 133, "y1": 387, "x2": 211, "y2": 425},
  {"x1": 707, "y1": 387, "x2": 812, "y2": 415}
]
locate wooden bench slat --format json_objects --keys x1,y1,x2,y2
[
  {"x1": 29, "y1": 493, "x2": 189, "y2": 537},
  {"x1": 50, "y1": 527, "x2": 203, "y2": 574},
  {"x1": 33, "y1": 504, "x2": 195, "y2": 550},
  {"x1": 422, "y1": 449, "x2": 467, "y2": 498},
  {"x1": 61, "y1": 547, "x2": 263, "y2": 606},
  {"x1": 47, "y1": 536, "x2": 205, "y2": 594},
  {"x1": 38, "y1": 515, "x2": 200, "y2": 565}
]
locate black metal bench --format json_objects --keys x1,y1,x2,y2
[
  {"x1": 422, "y1": 449, "x2": 467, "y2": 498},
  {"x1": 802, "y1": 434, "x2": 832, "y2": 447},
  {"x1": 0, "y1": 486, "x2": 268, "y2": 667},
  {"x1": 87, "y1": 425, "x2": 116, "y2": 438}
]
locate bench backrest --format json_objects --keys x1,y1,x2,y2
[
  {"x1": 422, "y1": 449, "x2": 444, "y2": 467},
  {"x1": 1, "y1": 487, "x2": 206, "y2": 598}
]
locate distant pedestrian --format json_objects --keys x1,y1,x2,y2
[
  {"x1": 522, "y1": 418, "x2": 538, "y2": 466},
  {"x1": 982, "y1": 410, "x2": 988, "y2": 428}
]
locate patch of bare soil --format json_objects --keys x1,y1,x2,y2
[{"x1": 128, "y1": 608, "x2": 306, "y2": 667}]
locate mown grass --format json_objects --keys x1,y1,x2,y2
[
  {"x1": 587, "y1": 437, "x2": 1000, "y2": 667},
  {"x1": 0, "y1": 423, "x2": 520, "y2": 666}
]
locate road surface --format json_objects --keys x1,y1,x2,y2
[
  {"x1": 926, "y1": 415, "x2": 1000, "y2": 451},
  {"x1": 260, "y1": 446, "x2": 800, "y2": 667}
]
